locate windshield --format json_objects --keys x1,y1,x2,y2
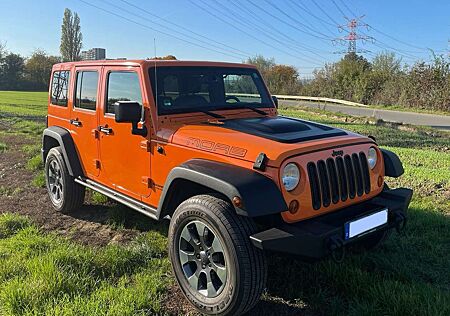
[{"x1": 149, "y1": 66, "x2": 273, "y2": 115}]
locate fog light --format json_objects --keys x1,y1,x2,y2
[{"x1": 288, "y1": 200, "x2": 299, "y2": 214}]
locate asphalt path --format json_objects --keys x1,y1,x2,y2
[{"x1": 281, "y1": 100, "x2": 450, "y2": 131}]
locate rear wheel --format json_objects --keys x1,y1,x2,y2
[
  {"x1": 168, "y1": 195, "x2": 266, "y2": 316},
  {"x1": 45, "y1": 147, "x2": 85, "y2": 212}
]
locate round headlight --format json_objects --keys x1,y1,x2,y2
[
  {"x1": 367, "y1": 147, "x2": 378, "y2": 169},
  {"x1": 282, "y1": 163, "x2": 300, "y2": 191}
]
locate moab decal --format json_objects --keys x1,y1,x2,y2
[{"x1": 186, "y1": 137, "x2": 247, "y2": 158}]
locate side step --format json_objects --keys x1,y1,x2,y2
[{"x1": 74, "y1": 178, "x2": 158, "y2": 220}]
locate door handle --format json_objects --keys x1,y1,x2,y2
[
  {"x1": 70, "y1": 119, "x2": 82, "y2": 127},
  {"x1": 99, "y1": 126, "x2": 113, "y2": 135}
]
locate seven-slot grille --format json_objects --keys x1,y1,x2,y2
[{"x1": 307, "y1": 152, "x2": 371, "y2": 210}]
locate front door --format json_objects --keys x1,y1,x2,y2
[
  {"x1": 70, "y1": 68, "x2": 101, "y2": 178},
  {"x1": 97, "y1": 67, "x2": 151, "y2": 200}
]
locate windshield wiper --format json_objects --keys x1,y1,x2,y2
[
  {"x1": 237, "y1": 105, "x2": 268, "y2": 116},
  {"x1": 198, "y1": 110, "x2": 225, "y2": 119}
]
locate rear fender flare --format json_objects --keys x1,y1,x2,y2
[{"x1": 42, "y1": 126, "x2": 83, "y2": 177}]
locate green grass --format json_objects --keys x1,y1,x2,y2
[
  {"x1": 0, "y1": 142, "x2": 7, "y2": 152},
  {"x1": 26, "y1": 154, "x2": 43, "y2": 171},
  {"x1": 0, "y1": 91, "x2": 47, "y2": 117},
  {"x1": 0, "y1": 214, "x2": 170, "y2": 316},
  {"x1": 0, "y1": 91, "x2": 449, "y2": 315}
]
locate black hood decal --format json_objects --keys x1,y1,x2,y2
[{"x1": 219, "y1": 116, "x2": 347, "y2": 143}]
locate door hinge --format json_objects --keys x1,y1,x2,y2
[
  {"x1": 92, "y1": 129, "x2": 100, "y2": 139},
  {"x1": 141, "y1": 176, "x2": 154, "y2": 188},
  {"x1": 94, "y1": 159, "x2": 101, "y2": 169},
  {"x1": 140, "y1": 140, "x2": 151, "y2": 152}
]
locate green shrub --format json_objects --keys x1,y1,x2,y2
[{"x1": 26, "y1": 154, "x2": 43, "y2": 171}]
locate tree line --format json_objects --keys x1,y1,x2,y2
[
  {"x1": 247, "y1": 52, "x2": 450, "y2": 112},
  {"x1": 0, "y1": 8, "x2": 83, "y2": 91}
]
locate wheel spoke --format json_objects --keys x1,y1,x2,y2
[
  {"x1": 179, "y1": 249, "x2": 196, "y2": 265},
  {"x1": 194, "y1": 221, "x2": 207, "y2": 245},
  {"x1": 187, "y1": 272, "x2": 199, "y2": 290},
  {"x1": 212, "y1": 263, "x2": 227, "y2": 283},
  {"x1": 206, "y1": 272, "x2": 218, "y2": 297},
  {"x1": 211, "y1": 235, "x2": 223, "y2": 254}
]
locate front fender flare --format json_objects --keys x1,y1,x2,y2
[
  {"x1": 157, "y1": 159, "x2": 287, "y2": 218},
  {"x1": 381, "y1": 148, "x2": 404, "y2": 178}
]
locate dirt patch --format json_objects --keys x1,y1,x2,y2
[{"x1": 0, "y1": 132, "x2": 139, "y2": 246}]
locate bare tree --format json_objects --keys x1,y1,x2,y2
[{"x1": 60, "y1": 8, "x2": 83, "y2": 62}]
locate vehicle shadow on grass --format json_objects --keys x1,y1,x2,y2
[
  {"x1": 69, "y1": 202, "x2": 169, "y2": 236},
  {"x1": 249, "y1": 203, "x2": 450, "y2": 315}
]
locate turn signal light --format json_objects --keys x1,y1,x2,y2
[
  {"x1": 378, "y1": 176, "x2": 383, "y2": 187},
  {"x1": 232, "y1": 196, "x2": 242, "y2": 208},
  {"x1": 288, "y1": 200, "x2": 299, "y2": 214}
]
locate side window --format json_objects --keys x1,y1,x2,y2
[
  {"x1": 50, "y1": 71, "x2": 70, "y2": 106},
  {"x1": 106, "y1": 72, "x2": 142, "y2": 114},
  {"x1": 75, "y1": 71, "x2": 98, "y2": 111}
]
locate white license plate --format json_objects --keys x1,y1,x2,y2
[{"x1": 345, "y1": 209, "x2": 388, "y2": 240}]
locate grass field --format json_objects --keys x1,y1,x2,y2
[
  {"x1": 0, "y1": 91, "x2": 449, "y2": 315},
  {"x1": 0, "y1": 91, "x2": 47, "y2": 117}
]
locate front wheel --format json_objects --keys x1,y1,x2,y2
[{"x1": 168, "y1": 195, "x2": 267, "y2": 316}]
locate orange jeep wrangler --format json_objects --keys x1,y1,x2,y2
[{"x1": 43, "y1": 60, "x2": 412, "y2": 315}]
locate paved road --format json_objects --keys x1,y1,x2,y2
[{"x1": 281, "y1": 100, "x2": 450, "y2": 131}]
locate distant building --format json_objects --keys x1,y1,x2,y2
[{"x1": 81, "y1": 48, "x2": 106, "y2": 60}]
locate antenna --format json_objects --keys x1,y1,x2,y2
[{"x1": 154, "y1": 38, "x2": 158, "y2": 109}]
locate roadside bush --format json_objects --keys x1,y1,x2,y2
[{"x1": 248, "y1": 53, "x2": 450, "y2": 112}]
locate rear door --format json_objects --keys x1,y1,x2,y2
[
  {"x1": 97, "y1": 66, "x2": 151, "y2": 200},
  {"x1": 69, "y1": 67, "x2": 101, "y2": 178}
]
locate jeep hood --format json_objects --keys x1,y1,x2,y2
[{"x1": 170, "y1": 116, "x2": 374, "y2": 167}]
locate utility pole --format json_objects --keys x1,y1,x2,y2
[{"x1": 333, "y1": 15, "x2": 374, "y2": 55}]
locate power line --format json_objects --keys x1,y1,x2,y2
[
  {"x1": 223, "y1": 0, "x2": 332, "y2": 63},
  {"x1": 189, "y1": 0, "x2": 325, "y2": 65},
  {"x1": 261, "y1": 0, "x2": 335, "y2": 39},
  {"x1": 286, "y1": 0, "x2": 337, "y2": 33},
  {"x1": 226, "y1": 0, "x2": 332, "y2": 58},
  {"x1": 370, "y1": 25, "x2": 430, "y2": 52},
  {"x1": 117, "y1": 0, "x2": 253, "y2": 58},
  {"x1": 331, "y1": 0, "x2": 348, "y2": 18},
  {"x1": 98, "y1": 0, "x2": 249, "y2": 59},
  {"x1": 311, "y1": 0, "x2": 341, "y2": 25},
  {"x1": 338, "y1": 0, "x2": 358, "y2": 17},
  {"x1": 246, "y1": 0, "x2": 332, "y2": 41},
  {"x1": 76, "y1": 0, "x2": 245, "y2": 60}
]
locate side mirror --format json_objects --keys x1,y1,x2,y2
[
  {"x1": 114, "y1": 101, "x2": 142, "y2": 123},
  {"x1": 272, "y1": 95, "x2": 279, "y2": 108},
  {"x1": 114, "y1": 101, "x2": 147, "y2": 136}
]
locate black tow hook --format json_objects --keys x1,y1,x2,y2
[
  {"x1": 328, "y1": 236, "x2": 346, "y2": 263},
  {"x1": 395, "y1": 213, "x2": 407, "y2": 234}
]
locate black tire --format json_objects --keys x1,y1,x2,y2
[
  {"x1": 168, "y1": 195, "x2": 267, "y2": 316},
  {"x1": 44, "y1": 147, "x2": 85, "y2": 212}
]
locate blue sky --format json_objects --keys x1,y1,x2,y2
[{"x1": 1, "y1": 0, "x2": 449, "y2": 77}]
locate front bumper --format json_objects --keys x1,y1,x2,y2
[{"x1": 250, "y1": 188, "x2": 413, "y2": 259}]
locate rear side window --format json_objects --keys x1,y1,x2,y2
[
  {"x1": 50, "y1": 71, "x2": 70, "y2": 106},
  {"x1": 75, "y1": 71, "x2": 98, "y2": 111},
  {"x1": 106, "y1": 72, "x2": 142, "y2": 114}
]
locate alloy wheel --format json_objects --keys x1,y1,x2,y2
[{"x1": 178, "y1": 220, "x2": 227, "y2": 298}]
